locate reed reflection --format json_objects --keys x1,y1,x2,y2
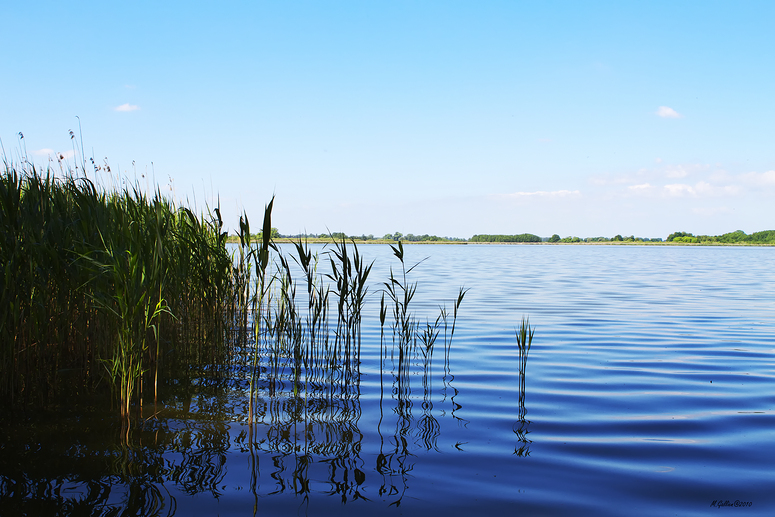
[
  {"x1": 2, "y1": 236, "x2": 535, "y2": 514},
  {"x1": 0, "y1": 396, "x2": 236, "y2": 517},
  {"x1": 239, "y1": 240, "x2": 468, "y2": 507}
]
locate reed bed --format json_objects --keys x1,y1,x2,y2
[
  {"x1": 0, "y1": 159, "x2": 246, "y2": 422},
  {"x1": 1, "y1": 154, "x2": 469, "y2": 441}
]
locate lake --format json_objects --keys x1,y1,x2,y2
[{"x1": 2, "y1": 244, "x2": 773, "y2": 516}]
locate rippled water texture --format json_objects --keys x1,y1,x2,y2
[{"x1": 2, "y1": 244, "x2": 773, "y2": 516}]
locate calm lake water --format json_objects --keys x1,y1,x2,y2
[{"x1": 2, "y1": 244, "x2": 774, "y2": 516}]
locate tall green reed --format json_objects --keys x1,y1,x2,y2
[
  {"x1": 2, "y1": 146, "x2": 470, "y2": 447},
  {"x1": 1, "y1": 157, "x2": 248, "y2": 422},
  {"x1": 514, "y1": 316, "x2": 534, "y2": 455}
]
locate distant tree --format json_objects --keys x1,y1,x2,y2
[
  {"x1": 470, "y1": 234, "x2": 541, "y2": 243},
  {"x1": 393, "y1": 232, "x2": 403, "y2": 241},
  {"x1": 666, "y1": 231, "x2": 693, "y2": 242},
  {"x1": 549, "y1": 234, "x2": 560, "y2": 243},
  {"x1": 750, "y1": 230, "x2": 775, "y2": 243},
  {"x1": 612, "y1": 234, "x2": 623, "y2": 242},
  {"x1": 256, "y1": 227, "x2": 281, "y2": 240}
]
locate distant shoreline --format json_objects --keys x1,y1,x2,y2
[{"x1": 226, "y1": 237, "x2": 774, "y2": 247}]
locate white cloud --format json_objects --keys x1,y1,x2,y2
[
  {"x1": 664, "y1": 183, "x2": 694, "y2": 196},
  {"x1": 115, "y1": 103, "x2": 140, "y2": 112},
  {"x1": 591, "y1": 163, "x2": 711, "y2": 187},
  {"x1": 33, "y1": 149, "x2": 75, "y2": 160},
  {"x1": 656, "y1": 106, "x2": 682, "y2": 118},
  {"x1": 739, "y1": 170, "x2": 775, "y2": 187},
  {"x1": 664, "y1": 165, "x2": 692, "y2": 178},
  {"x1": 624, "y1": 183, "x2": 659, "y2": 198},
  {"x1": 663, "y1": 182, "x2": 740, "y2": 198}
]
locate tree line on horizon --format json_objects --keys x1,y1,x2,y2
[
  {"x1": 237, "y1": 229, "x2": 775, "y2": 245},
  {"x1": 665, "y1": 230, "x2": 775, "y2": 244}
]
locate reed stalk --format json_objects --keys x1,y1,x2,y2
[{"x1": 514, "y1": 316, "x2": 534, "y2": 455}]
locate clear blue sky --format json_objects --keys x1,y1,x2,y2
[{"x1": 2, "y1": 1, "x2": 773, "y2": 239}]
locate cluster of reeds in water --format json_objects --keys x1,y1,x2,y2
[
  {"x1": 230, "y1": 216, "x2": 468, "y2": 506},
  {"x1": 0, "y1": 157, "x2": 243, "y2": 426},
  {"x1": 2, "y1": 151, "x2": 543, "y2": 510},
  {"x1": 1, "y1": 154, "x2": 467, "y2": 433},
  {"x1": 233, "y1": 201, "x2": 466, "y2": 416}
]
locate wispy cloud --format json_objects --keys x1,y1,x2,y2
[
  {"x1": 591, "y1": 163, "x2": 709, "y2": 186},
  {"x1": 115, "y1": 103, "x2": 140, "y2": 112},
  {"x1": 739, "y1": 170, "x2": 775, "y2": 187},
  {"x1": 663, "y1": 182, "x2": 740, "y2": 198},
  {"x1": 595, "y1": 160, "x2": 775, "y2": 202},
  {"x1": 656, "y1": 106, "x2": 682, "y2": 118},
  {"x1": 33, "y1": 149, "x2": 75, "y2": 160},
  {"x1": 663, "y1": 183, "x2": 694, "y2": 197},
  {"x1": 664, "y1": 164, "x2": 693, "y2": 178}
]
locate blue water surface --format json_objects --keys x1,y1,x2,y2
[{"x1": 3, "y1": 244, "x2": 774, "y2": 516}]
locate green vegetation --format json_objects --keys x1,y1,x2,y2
[
  {"x1": 383, "y1": 232, "x2": 466, "y2": 242},
  {"x1": 470, "y1": 233, "x2": 542, "y2": 243},
  {"x1": 545, "y1": 234, "x2": 664, "y2": 243},
  {"x1": 546, "y1": 231, "x2": 775, "y2": 244},
  {"x1": 229, "y1": 230, "x2": 466, "y2": 243},
  {"x1": 240, "y1": 229, "x2": 775, "y2": 245},
  {"x1": 0, "y1": 159, "x2": 241, "y2": 421},
  {"x1": 666, "y1": 230, "x2": 775, "y2": 244},
  {"x1": 1, "y1": 155, "x2": 468, "y2": 428}
]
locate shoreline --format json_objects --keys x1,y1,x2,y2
[{"x1": 226, "y1": 237, "x2": 775, "y2": 247}]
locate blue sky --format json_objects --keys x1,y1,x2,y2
[{"x1": 2, "y1": 1, "x2": 773, "y2": 239}]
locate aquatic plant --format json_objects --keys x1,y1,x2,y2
[
  {"x1": 514, "y1": 316, "x2": 534, "y2": 455},
  {"x1": 0, "y1": 156, "x2": 249, "y2": 417},
  {"x1": 1, "y1": 143, "x2": 469, "y2": 469}
]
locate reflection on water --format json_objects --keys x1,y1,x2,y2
[
  {"x1": 3, "y1": 245, "x2": 775, "y2": 516},
  {"x1": 0, "y1": 306, "x2": 528, "y2": 514}
]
